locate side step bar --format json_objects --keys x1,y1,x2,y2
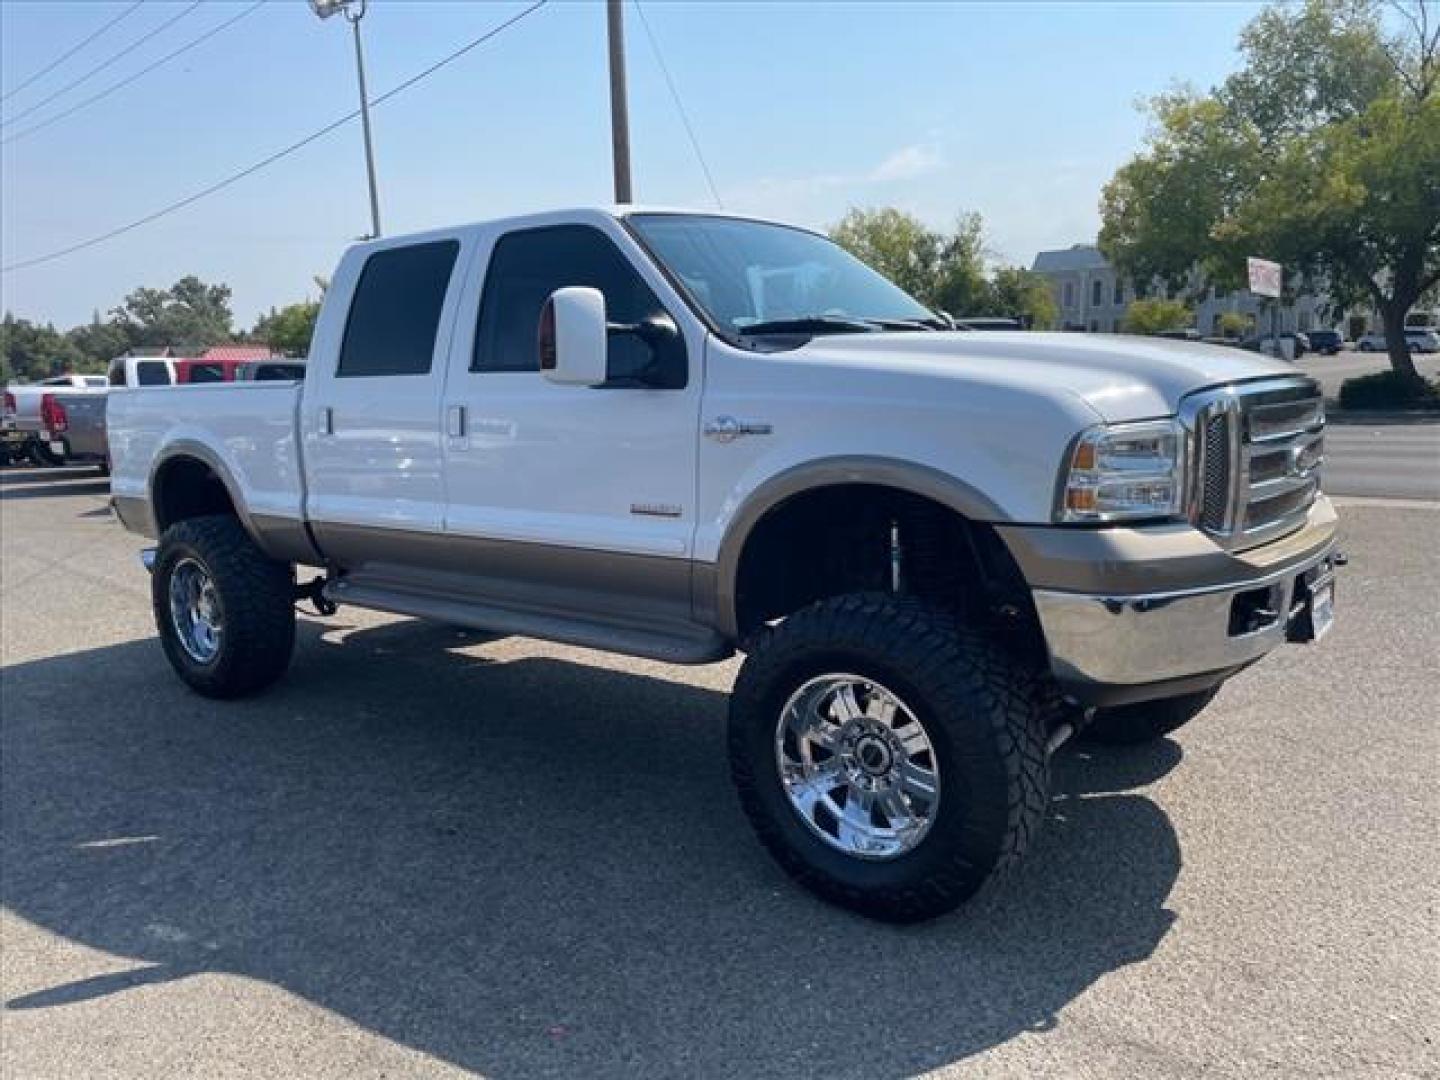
[{"x1": 328, "y1": 578, "x2": 733, "y2": 666}]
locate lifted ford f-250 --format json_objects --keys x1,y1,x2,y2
[{"x1": 108, "y1": 208, "x2": 1339, "y2": 921}]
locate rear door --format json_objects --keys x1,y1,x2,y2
[{"x1": 302, "y1": 235, "x2": 471, "y2": 569}]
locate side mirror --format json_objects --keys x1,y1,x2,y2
[{"x1": 539, "y1": 287, "x2": 608, "y2": 386}]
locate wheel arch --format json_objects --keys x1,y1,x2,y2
[
  {"x1": 707, "y1": 457, "x2": 1015, "y2": 640},
  {"x1": 149, "y1": 441, "x2": 253, "y2": 537}
]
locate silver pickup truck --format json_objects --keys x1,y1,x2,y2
[{"x1": 3, "y1": 375, "x2": 108, "y2": 465}]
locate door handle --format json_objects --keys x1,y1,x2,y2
[
  {"x1": 704, "y1": 415, "x2": 772, "y2": 443},
  {"x1": 446, "y1": 404, "x2": 467, "y2": 438},
  {"x1": 319, "y1": 406, "x2": 334, "y2": 435}
]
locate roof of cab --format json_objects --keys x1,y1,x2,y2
[{"x1": 345, "y1": 206, "x2": 814, "y2": 255}]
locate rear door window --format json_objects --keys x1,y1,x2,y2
[{"x1": 338, "y1": 240, "x2": 460, "y2": 378}]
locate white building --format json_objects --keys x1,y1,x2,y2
[{"x1": 1031, "y1": 243, "x2": 1375, "y2": 337}]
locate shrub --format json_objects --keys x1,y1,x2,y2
[{"x1": 1337, "y1": 371, "x2": 1440, "y2": 411}]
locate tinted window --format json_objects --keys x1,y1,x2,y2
[
  {"x1": 474, "y1": 224, "x2": 673, "y2": 381},
  {"x1": 188, "y1": 363, "x2": 225, "y2": 383},
  {"x1": 136, "y1": 362, "x2": 171, "y2": 386},
  {"x1": 338, "y1": 240, "x2": 459, "y2": 378}
]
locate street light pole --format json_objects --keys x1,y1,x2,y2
[
  {"x1": 606, "y1": 0, "x2": 632, "y2": 204},
  {"x1": 311, "y1": 0, "x2": 382, "y2": 239},
  {"x1": 348, "y1": 8, "x2": 382, "y2": 238}
]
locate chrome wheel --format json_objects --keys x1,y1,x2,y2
[
  {"x1": 168, "y1": 557, "x2": 222, "y2": 664},
  {"x1": 775, "y1": 674, "x2": 940, "y2": 860}
]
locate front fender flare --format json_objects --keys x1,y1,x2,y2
[{"x1": 702, "y1": 456, "x2": 1010, "y2": 639}]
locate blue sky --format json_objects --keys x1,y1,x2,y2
[{"x1": 1, "y1": 1, "x2": 1263, "y2": 329}]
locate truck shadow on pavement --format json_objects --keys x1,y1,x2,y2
[{"x1": 2, "y1": 618, "x2": 1182, "y2": 1079}]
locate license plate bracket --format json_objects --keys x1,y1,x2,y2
[{"x1": 1287, "y1": 564, "x2": 1336, "y2": 643}]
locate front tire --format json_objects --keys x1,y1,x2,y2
[
  {"x1": 728, "y1": 594, "x2": 1050, "y2": 923},
  {"x1": 152, "y1": 515, "x2": 295, "y2": 699},
  {"x1": 1080, "y1": 688, "x2": 1218, "y2": 746}
]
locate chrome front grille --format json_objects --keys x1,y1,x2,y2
[{"x1": 1183, "y1": 377, "x2": 1324, "y2": 550}]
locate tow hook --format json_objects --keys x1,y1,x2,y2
[{"x1": 295, "y1": 575, "x2": 338, "y2": 616}]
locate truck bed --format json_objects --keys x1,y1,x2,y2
[{"x1": 108, "y1": 382, "x2": 308, "y2": 529}]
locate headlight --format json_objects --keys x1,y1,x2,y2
[{"x1": 1057, "y1": 419, "x2": 1185, "y2": 522}]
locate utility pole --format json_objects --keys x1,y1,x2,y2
[{"x1": 606, "y1": 0, "x2": 632, "y2": 203}]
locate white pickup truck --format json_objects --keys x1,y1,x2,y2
[{"x1": 109, "y1": 208, "x2": 1339, "y2": 921}]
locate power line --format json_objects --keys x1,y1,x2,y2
[
  {"x1": 3, "y1": 1, "x2": 268, "y2": 146},
  {"x1": 0, "y1": 1, "x2": 146, "y2": 105},
  {"x1": 632, "y1": 0, "x2": 722, "y2": 209},
  {"x1": 2, "y1": 1, "x2": 550, "y2": 275},
  {"x1": 1, "y1": 2, "x2": 203, "y2": 130}
]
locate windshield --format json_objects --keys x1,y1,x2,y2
[{"x1": 627, "y1": 214, "x2": 935, "y2": 336}]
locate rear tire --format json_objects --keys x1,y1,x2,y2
[
  {"x1": 152, "y1": 515, "x2": 295, "y2": 699},
  {"x1": 29, "y1": 441, "x2": 64, "y2": 467},
  {"x1": 728, "y1": 593, "x2": 1050, "y2": 923},
  {"x1": 1080, "y1": 688, "x2": 1218, "y2": 746}
]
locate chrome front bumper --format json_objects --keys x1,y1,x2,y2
[{"x1": 1033, "y1": 538, "x2": 1339, "y2": 706}]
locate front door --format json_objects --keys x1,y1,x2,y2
[{"x1": 439, "y1": 220, "x2": 702, "y2": 627}]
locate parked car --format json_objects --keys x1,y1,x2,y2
[
  {"x1": 235, "y1": 359, "x2": 307, "y2": 381},
  {"x1": 1404, "y1": 327, "x2": 1440, "y2": 354},
  {"x1": 38, "y1": 389, "x2": 110, "y2": 471},
  {"x1": 108, "y1": 208, "x2": 1339, "y2": 923},
  {"x1": 1240, "y1": 331, "x2": 1309, "y2": 360},
  {"x1": 3, "y1": 374, "x2": 108, "y2": 464},
  {"x1": 1305, "y1": 329, "x2": 1344, "y2": 355},
  {"x1": 1356, "y1": 328, "x2": 1438, "y2": 353},
  {"x1": 174, "y1": 358, "x2": 248, "y2": 384},
  {"x1": 108, "y1": 356, "x2": 178, "y2": 387}
]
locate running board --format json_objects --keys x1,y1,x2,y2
[{"x1": 325, "y1": 579, "x2": 732, "y2": 666}]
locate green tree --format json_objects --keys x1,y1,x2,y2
[
  {"x1": 1100, "y1": 0, "x2": 1440, "y2": 381},
  {"x1": 984, "y1": 265, "x2": 1059, "y2": 329},
  {"x1": 1217, "y1": 311, "x2": 1252, "y2": 339},
  {"x1": 830, "y1": 207, "x2": 947, "y2": 303},
  {"x1": 252, "y1": 301, "x2": 320, "y2": 357},
  {"x1": 1123, "y1": 298, "x2": 1194, "y2": 334},
  {"x1": 111, "y1": 275, "x2": 234, "y2": 351},
  {"x1": 830, "y1": 208, "x2": 1065, "y2": 327},
  {"x1": 67, "y1": 311, "x2": 129, "y2": 370},
  {"x1": 931, "y1": 211, "x2": 990, "y2": 316},
  {"x1": 1, "y1": 313, "x2": 86, "y2": 382}
]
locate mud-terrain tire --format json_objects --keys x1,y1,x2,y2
[
  {"x1": 152, "y1": 515, "x2": 295, "y2": 699},
  {"x1": 1081, "y1": 688, "x2": 1218, "y2": 746},
  {"x1": 728, "y1": 593, "x2": 1050, "y2": 923}
]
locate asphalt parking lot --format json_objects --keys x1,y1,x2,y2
[{"x1": 2, "y1": 466, "x2": 1437, "y2": 1080}]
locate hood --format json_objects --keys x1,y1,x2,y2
[{"x1": 792, "y1": 331, "x2": 1298, "y2": 422}]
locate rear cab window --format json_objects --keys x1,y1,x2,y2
[{"x1": 338, "y1": 240, "x2": 460, "y2": 378}]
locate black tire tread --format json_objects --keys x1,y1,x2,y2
[
  {"x1": 152, "y1": 515, "x2": 295, "y2": 699},
  {"x1": 729, "y1": 592, "x2": 1049, "y2": 922}
]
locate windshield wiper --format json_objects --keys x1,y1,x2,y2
[
  {"x1": 735, "y1": 316, "x2": 879, "y2": 336},
  {"x1": 861, "y1": 317, "x2": 944, "y2": 331}
]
